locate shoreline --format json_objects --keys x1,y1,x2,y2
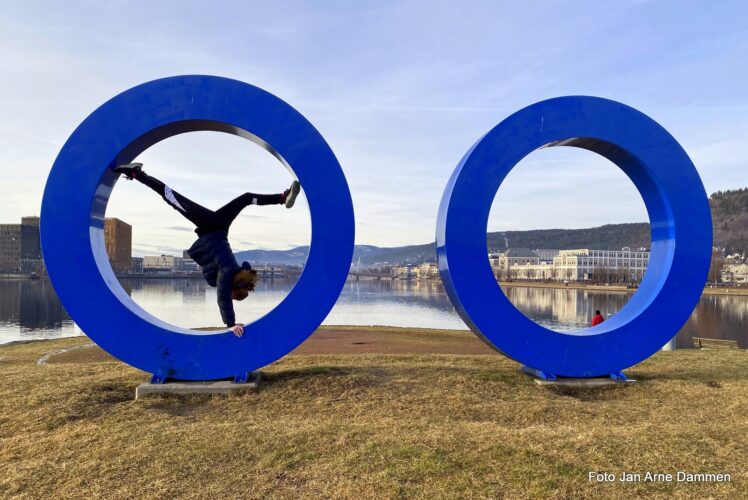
[
  {"x1": 3, "y1": 274, "x2": 747, "y2": 296},
  {"x1": 498, "y1": 280, "x2": 748, "y2": 296}
]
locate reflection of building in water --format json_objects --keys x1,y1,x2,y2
[
  {"x1": 177, "y1": 279, "x2": 208, "y2": 303},
  {"x1": 506, "y1": 287, "x2": 582, "y2": 325},
  {"x1": 392, "y1": 278, "x2": 446, "y2": 299},
  {"x1": 503, "y1": 286, "x2": 633, "y2": 328},
  {"x1": 491, "y1": 247, "x2": 649, "y2": 282},
  {"x1": 116, "y1": 277, "x2": 208, "y2": 305},
  {"x1": 0, "y1": 280, "x2": 69, "y2": 330},
  {"x1": 681, "y1": 294, "x2": 748, "y2": 347}
]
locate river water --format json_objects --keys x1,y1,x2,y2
[{"x1": 0, "y1": 278, "x2": 745, "y2": 349}]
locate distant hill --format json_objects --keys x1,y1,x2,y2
[
  {"x1": 486, "y1": 223, "x2": 650, "y2": 253},
  {"x1": 234, "y1": 188, "x2": 748, "y2": 266},
  {"x1": 710, "y1": 188, "x2": 748, "y2": 255},
  {"x1": 234, "y1": 243, "x2": 437, "y2": 267},
  {"x1": 234, "y1": 247, "x2": 310, "y2": 266},
  {"x1": 234, "y1": 224, "x2": 651, "y2": 266}
]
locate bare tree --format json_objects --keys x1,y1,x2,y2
[
  {"x1": 708, "y1": 248, "x2": 725, "y2": 284},
  {"x1": 613, "y1": 267, "x2": 627, "y2": 284},
  {"x1": 592, "y1": 266, "x2": 606, "y2": 284}
]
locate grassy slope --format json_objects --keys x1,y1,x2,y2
[{"x1": 0, "y1": 334, "x2": 746, "y2": 499}]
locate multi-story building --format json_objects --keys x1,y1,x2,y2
[
  {"x1": 182, "y1": 250, "x2": 200, "y2": 272},
  {"x1": 0, "y1": 224, "x2": 22, "y2": 272},
  {"x1": 498, "y1": 249, "x2": 540, "y2": 270},
  {"x1": 491, "y1": 249, "x2": 539, "y2": 278},
  {"x1": 552, "y1": 247, "x2": 649, "y2": 282},
  {"x1": 131, "y1": 257, "x2": 144, "y2": 274},
  {"x1": 722, "y1": 263, "x2": 748, "y2": 284},
  {"x1": 491, "y1": 247, "x2": 650, "y2": 283},
  {"x1": 534, "y1": 249, "x2": 560, "y2": 263},
  {"x1": 418, "y1": 262, "x2": 439, "y2": 279},
  {"x1": 392, "y1": 264, "x2": 419, "y2": 280},
  {"x1": 143, "y1": 255, "x2": 183, "y2": 272},
  {"x1": 0, "y1": 217, "x2": 43, "y2": 273},
  {"x1": 104, "y1": 218, "x2": 132, "y2": 273},
  {"x1": 510, "y1": 261, "x2": 556, "y2": 280}
]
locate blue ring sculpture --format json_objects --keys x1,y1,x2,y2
[
  {"x1": 436, "y1": 96, "x2": 712, "y2": 378},
  {"x1": 41, "y1": 75, "x2": 355, "y2": 381}
]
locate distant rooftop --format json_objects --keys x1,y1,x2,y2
[{"x1": 505, "y1": 248, "x2": 538, "y2": 258}]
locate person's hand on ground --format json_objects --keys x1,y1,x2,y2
[{"x1": 230, "y1": 324, "x2": 244, "y2": 337}]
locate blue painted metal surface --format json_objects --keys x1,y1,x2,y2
[
  {"x1": 437, "y1": 96, "x2": 712, "y2": 378},
  {"x1": 41, "y1": 75, "x2": 355, "y2": 381}
]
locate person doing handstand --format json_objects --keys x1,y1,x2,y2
[{"x1": 113, "y1": 163, "x2": 300, "y2": 337}]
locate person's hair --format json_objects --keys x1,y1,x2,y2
[
  {"x1": 595, "y1": 310, "x2": 601, "y2": 315},
  {"x1": 233, "y1": 268, "x2": 258, "y2": 292}
]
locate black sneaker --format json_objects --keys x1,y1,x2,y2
[
  {"x1": 284, "y1": 180, "x2": 301, "y2": 208},
  {"x1": 114, "y1": 163, "x2": 143, "y2": 180}
]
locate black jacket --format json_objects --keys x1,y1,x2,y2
[{"x1": 187, "y1": 231, "x2": 241, "y2": 327}]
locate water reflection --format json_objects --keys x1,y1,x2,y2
[
  {"x1": 501, "y1": 286, "x2": 632, "y2": 331},
  {"x1": 0, "y1": 279, "x2": 74, "y2": 342},
  {"x1": 678, "y1": 294, "x2": 748, "y2": 348},
  {"x1": 0, "y1": 278, "x2": 746, "y2": 349}
]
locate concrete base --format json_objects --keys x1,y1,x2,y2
[
  {"x1": 135, "y1": 372, "x2": 260, "y2": 399},
  {"x1": 533, "y1": 377, "x2": 636, "y2": 388}
]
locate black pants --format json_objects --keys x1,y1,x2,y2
[{"x1": 137, "y1": 173, "x2": 284, "y2": 236}]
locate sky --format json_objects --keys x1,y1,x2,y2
[{"x1": 1, "y1": 0, "x2": 747, "y2": 255}]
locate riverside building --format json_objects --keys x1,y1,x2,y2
[
  {"x1": 491, "y1": 247, "x2": 649, "y2": 283},
  {"x1": 143, "y1": 255, "x2": 184, "y2": 272},
  {"x1": 0, "y1": 216, "x2": 43, "y2": 273},
  {"x1": 104, "y1": 218, "x2": 132, "y2": 273}
]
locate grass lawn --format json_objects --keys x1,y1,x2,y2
[{"x1": 0, "y1": 329, "x2": 746, "y2": 499}]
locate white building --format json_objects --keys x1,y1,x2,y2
[
  {"x1": 392, "y1": 264, "x2": 419, "y2": 280},
  {"x1": 495, "y1": 249, "x2": 539, "y2": 271},
  {"x1": 552, "y1": 247, "x2": 649, "y2": 282},
  {"x1": 491, "y1": 247, "x2": 650, "y2": 283},
  {"x1": 418, "y1": 262, "x2": 439, "y2": 279},
  {"x1": 143, "y1": 255, "x2": 183, "y2": 271},
  {"x1": 722, "y1": 263, "x2": 748, "y2": 284}
]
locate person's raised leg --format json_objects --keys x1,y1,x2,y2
[
  {"x1": 213, "y1": 180, "x2": 301, "y2": 228},
  {"x1": 114, "y1": 163, "x2": 215, "y2": 229}
]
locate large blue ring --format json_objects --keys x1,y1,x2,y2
[
  {"x1": 41, "y1": 75, "x2": 355, "y2": 380},
  {"x1": 436, "y1": 96, "x2": 712, "y2": 378}
]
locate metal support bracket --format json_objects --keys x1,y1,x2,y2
[{"x1": 521, "y1": 365, "x2": 557, "y2": 381}]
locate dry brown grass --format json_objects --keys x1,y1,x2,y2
[{"x1": 0, "y1": 332, "x2": 746, "y2": 499}]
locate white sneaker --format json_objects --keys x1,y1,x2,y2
[{"x1": 284, "y1": 180, "x2": 301, "y2": 208}]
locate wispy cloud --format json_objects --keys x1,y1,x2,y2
[{"x1": 1, "y1": 1, "x2": 746, "y2": 252}]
